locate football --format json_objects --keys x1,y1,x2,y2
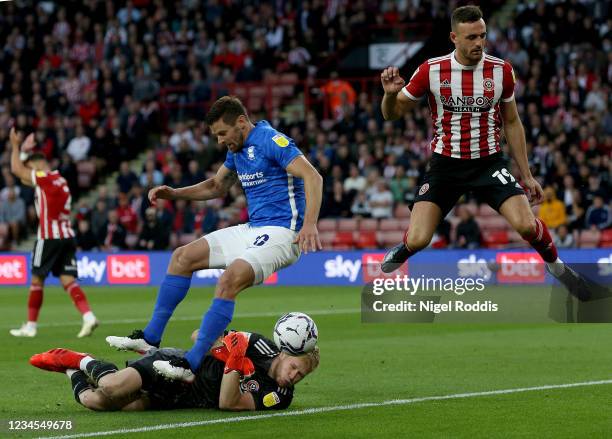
[{"x1": 273, "y1": 312, "x2": 318, "y2": 355}]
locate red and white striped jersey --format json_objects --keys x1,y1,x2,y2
[
  {"x1": 402, "y1": 50, "x2": 516, "y2": 159},
  {"x1": 30, "y1": 170, "x2": 76, "y2": 240}
]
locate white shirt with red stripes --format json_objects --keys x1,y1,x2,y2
[
  {"x1": 402, "y1": 50, "x2": 516, "y2": 159},
  {"x1": 31, "y1": 169, "x2": 76, "y2": 240}
]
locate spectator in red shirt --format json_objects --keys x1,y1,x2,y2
[
  {"x1": 116, "y1": 192, "x2": 139, "y2": 234},
  {"x1": 79, "y1": 90, "x2": 101, "y2": 125}
]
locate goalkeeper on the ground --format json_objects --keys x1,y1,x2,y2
[{"x1": 30, "y1": 331, "x2": 319, "y2": 411}]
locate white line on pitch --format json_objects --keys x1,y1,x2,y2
[
  {"x1": 38, "y1": 379, "x2": 612, "y2": 439},
  {"x1": 3, "y1": 308, "x2": 360, "y2": 329}
]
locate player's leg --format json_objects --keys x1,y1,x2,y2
[
  {"x1": 381, "y1": 201, "x2": 443, "y2": 272},
  {"x1": 183, "y1": 226, "x2": 299, "y2": 372},
  {"x1": 155, "y1": 226, "x2": 298, "y2": 380},
  {"x1": 140, "y1": 236, "x2": 212, "y2": 345},
  {"x1": 51, "y1": 239, "x2": 98, "y2": 337},
  {"x1": 382, "y1": 154, "x2": 464, "y2": 273},
  {"x1": 9, "y1": 274, "x2": 44, "y2": 337},
  {"x1": 71, "y1": 368, "x2": 144, "y2": 411},
  {"x1": 107, "y1": 226, "x2": 249, "y2": 352},
  {"x1": 498, "y1": 194, "x2": 589, "y2": 300},
  {"x1": 182, "y1": 259, "x2": 255, "y2": 370},
  {"x1": 59, "y1": 275, "x2": 98, "y2": 337},
  {"x1": 10, "y1": 238, "x2": 50, "y2": 337}
]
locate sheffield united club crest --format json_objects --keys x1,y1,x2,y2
[{"x1": 483, "y1": 78, "x2": 495, "y2": 92}]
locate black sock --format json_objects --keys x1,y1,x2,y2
[
  {"x1": 85, "y1": 360, "x2": 118, "y2": 385},
  {"x1": 71, "y1": 371, "x2": 91, "y2": 404}
]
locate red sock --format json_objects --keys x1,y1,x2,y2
[
  {"x1": 523, "y1": 218, "x2": 559, "y2": 263},
  {"x1": 64, "y1": 281, "x2": 91, "y2": 314},
  {"x1": 27, "y1": 285, "x2": 44, "y2": 322}
]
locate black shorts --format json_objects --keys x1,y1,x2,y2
[
  {"x1": 414, "y1": 153, "x2": 525, "y2": 217},
  {"x1": 127, "y1": 348, "x2": 221, "y2": 410},
  {"x1": 31, "y1": 239, "x2": 78, "y2": 279}
]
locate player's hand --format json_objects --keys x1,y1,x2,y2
[
  {"x1": 523, "y1": 176, "x2": 544, "y2": 205},
  {"x1": 223, "y1": 332, "x2": 254, "y2": 376},
  {"x1": 21, "y1": 133, "x2": 36, "y2": 152},
  {"x1": 223, "y1": 331, "x2": 249, "y2": 358},
  {"x1": 148, "y1": 185, "x2": 176, "y2": 206},
  {"x1": 294, "y1": 222, "x2": 322, "y2": 254},
  {"x1": 380, "y1": 66, "x2": 406, "y2": 95},
  {"x1": 9, "y1": 127, "x2": 22, "y2": 149}
]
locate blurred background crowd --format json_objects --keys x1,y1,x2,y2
[{"x1": 0, "y1": 0, "x2": 609, "y2": 251}]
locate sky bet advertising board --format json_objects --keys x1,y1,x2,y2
[{"x1": 1, "y1": 249, "x2": 611, "y2": 287}]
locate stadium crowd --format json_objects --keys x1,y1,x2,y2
[{"x1": 0, "y1": 0, "x2": 609, "y2": 251}]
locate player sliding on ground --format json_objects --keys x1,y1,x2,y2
[
  {"x1": 31, "y1": 330, "x2": 319, "y2": 411},
  {"x1": 107, "y1": 96, "x2": 323, "y2": 381},
  {"x1": 8, "y1": 128, "x2": 98, "y2": 338},
  {"x1": 379, "y1": 5, "x2": 589, "y2": 299}
]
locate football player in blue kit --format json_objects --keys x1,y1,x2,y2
[{"x1": 107, "y1": 96, "x2": 323, "y2": 382}]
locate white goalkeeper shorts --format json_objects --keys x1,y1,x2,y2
[{"x1": 204, "y1": 224, "x2": 300, "y2": 285}]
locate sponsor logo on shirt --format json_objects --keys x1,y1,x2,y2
[
  {"x1": 238, "y1": 172, "x2": 267, "y2": 187},
  {"x1": 440, "y1": 95, "x2": 493, "y2": 113}
]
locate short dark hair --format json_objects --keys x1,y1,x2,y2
[
  {"x1": 451, "y1": 5, "x2": 483, "y2": 31},
  {"x1": 24, "y1": 153, "x2": 47, "y2": 164},
  {"x1": 205, "y1": 96, "x2": 248, "y2": 126}
]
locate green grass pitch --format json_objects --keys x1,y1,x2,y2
[{"x1": 2, "y1": 285, "x2": 612, "y2": 438}]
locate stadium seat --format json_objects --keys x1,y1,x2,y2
[
  {"x1": 358, "y1": 218, "x2": 378, "y2": 231},
  {"x1": 333, "y1": 231, "x2": 355, "y2": 248},
  {"x1": 394, "y1": 204, "x2": 411, "y2": 219},
  {"x1": 478, "y1": 204, "x2": 497, "y2": 217},
  {"x1": 481, "y1": 230, "x2": 509, "y2": 248},
  {"x1": 579, "y1": 229, "x2": 601, "y2": 248},
  {"x1": 379, "y1": 219, "x2": 402, "y2": 231},
  {"x1": 377, "y1": 231, "x2": 404, "y2": 247},
  {"x1": 599, "y1": 229, "x2": 612, "y2": 247},
  {"x1": 178, "y1": 233, "x2": 197, "y2": 246},
  {"x1": 318, "y1": 219, "x2": 337, "y2": 232},
  {"x1": 476, "y1": 216, "x2": 510, "y2": 231},
  {"x1": 355, "y1": 231, "x2": 377, "y2": 249},
  {"x1": 319, "y1": 231, "x2": 336, "y2": 249},
  {"x1": 507, "y1": 230, "x2": 528, "y2": 248},
  {"x1": 337, "y1": 218, "x2": 358, "y2": 231}
]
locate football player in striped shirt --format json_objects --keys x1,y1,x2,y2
[
  {"x1": 30, "y1": 330, "x2": 319, "y2": 412},
  {"x1": 8, "y1": 128, "x2": 98, "y2": 338},
  {"x1": 379, "y1": 6, "x2": 589, "y2": 300}
]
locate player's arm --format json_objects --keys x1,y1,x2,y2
[
  {"x1": 380, "y1": 66, "x2": 421, "y2": 120},
  {"x1": 218, "y1": 370, "x2": 257, "y2": 411},
  {"x1": 286, "y1": 155, "x2": 323, "y2": 253},
  {"x1": 501, "y1": 95, "x2": 543, "y2": 204},
  {"x1": 148, "y1": 165, "x2": 237, "y2": 205},
  {"x1": 9, "y1": 128, "x2": 35, "y2": 187}
]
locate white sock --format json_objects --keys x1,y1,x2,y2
[
  {"x1": 546, "y1": 257, "x2": 565, "y2": 276},
  {"x1": 26, "y1": 321, "x2": 37, "y2": 330},
  {"x1": 79, "y1": 356, "x2": 94, "y2": 371},
  {"x1": 66, "y1": 368, "x2": 77, "y2": 378},
  {"x1": 82, "y1": 311, "x2": 96, "y2": 323}
]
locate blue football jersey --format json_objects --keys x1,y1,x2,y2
[{"x1": 223, "y1": 121, "x2": 305, "y2": 231}]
